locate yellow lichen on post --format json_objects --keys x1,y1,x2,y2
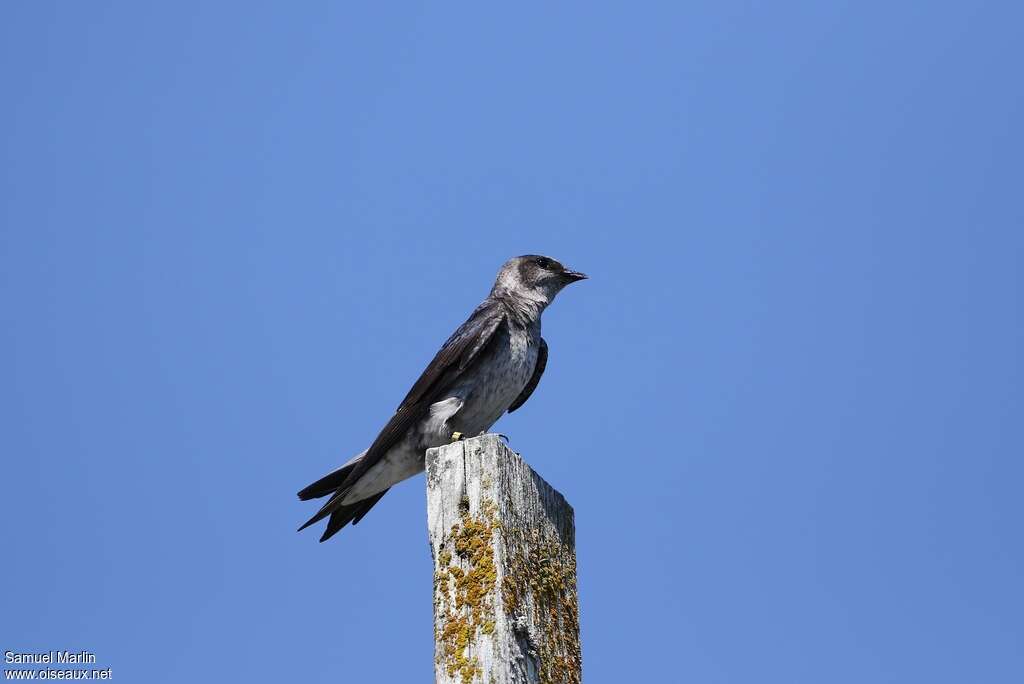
[{"x1": 434, "y1": 499, "x2": 501, "y2": 684}]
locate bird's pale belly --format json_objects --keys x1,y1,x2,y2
[{"x1": 449, "y1": 337, "x2": 537, "y2": 435}]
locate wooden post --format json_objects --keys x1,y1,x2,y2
[{"x1": 427, "y1": 434, "x2": 581, "y2": 684}]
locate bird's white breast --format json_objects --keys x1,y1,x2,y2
[{"x1": 447, "y1": 324, "x2": 539, "y2": 435}]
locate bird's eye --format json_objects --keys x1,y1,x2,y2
[{"x1": 536, "y1": 258, "x2": 553, "y2": 269}]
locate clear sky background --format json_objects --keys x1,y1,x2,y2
[{"x1": 2, "y1": 3, "x2": 1022, "y2": 682}]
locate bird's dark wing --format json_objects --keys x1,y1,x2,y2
[
  {"x1": 508, "y1": 337, "x2": 547, "y2": 413},
  {"x1": 393, "y1": 301, "x2": 505, "y2": 412},
  {"x1": 298, "y1": 299, "x2": 505, "y2": 536},
  {"x1": 353, "y1": 299, "x2": 505, "y2": 480}
]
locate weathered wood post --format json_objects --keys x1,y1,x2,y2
[{"x1": 427, "y1": 434, "x2": 581, "y2": 684}]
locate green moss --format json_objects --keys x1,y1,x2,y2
[{"x1": 500, "y1": 526, "x2": 581, "y2": 684}]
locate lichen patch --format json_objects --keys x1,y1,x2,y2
[{"x1": 435, "y1": 500, "x2": 500, "y2": 684}]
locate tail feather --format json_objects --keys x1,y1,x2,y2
[
  {"x1": 297, "y1": 450, "x2": 388, "y2": 541},
  {"x1": 297, "y1": 485, "x2": 348, "y2": 531},
  {"x1": 352, "y1": 489, "x2": 388, "y2": 526},
  {"x1": 297, "y1": 461, "x2": 359, "y2": 501},
  {"x1": 318, "y1": 489, "x2": 389, "y2": 543}
]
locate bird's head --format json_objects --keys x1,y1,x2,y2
[{"x1": 491, "y1": 255, "x2": 587, "y2": 309}]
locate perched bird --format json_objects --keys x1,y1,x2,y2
[{"x1": 297, "y1": 255, "x2": 587, "y2": 542}]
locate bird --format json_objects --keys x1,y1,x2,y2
[{"x1": 297, "y1": 254, "x2": 587, "y2": 542}]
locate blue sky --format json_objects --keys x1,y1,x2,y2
[{"x1": 2, "y1": 2, "x2": 1021, "y2": 682}]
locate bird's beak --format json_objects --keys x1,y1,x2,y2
[{"x1": 562, "y1": 269, "x2": 588, "y2": 283}]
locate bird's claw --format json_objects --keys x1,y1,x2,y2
[
  {"x1": 451, "y1": 431, "x2": 507, "y2": 444},
  {"x1": 475, "y1": 431, "x2": 510, "y2": 444}
]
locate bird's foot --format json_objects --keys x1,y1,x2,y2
[
  {"x1": 477, "y1": 431, "x2": 510, "y2": 445},
  {"x1": 477, "y1": 430, "x2": 512, "y2": 446},
  {"x1": 451, "y1": 431, "x2": 509, "y2": 444}
]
